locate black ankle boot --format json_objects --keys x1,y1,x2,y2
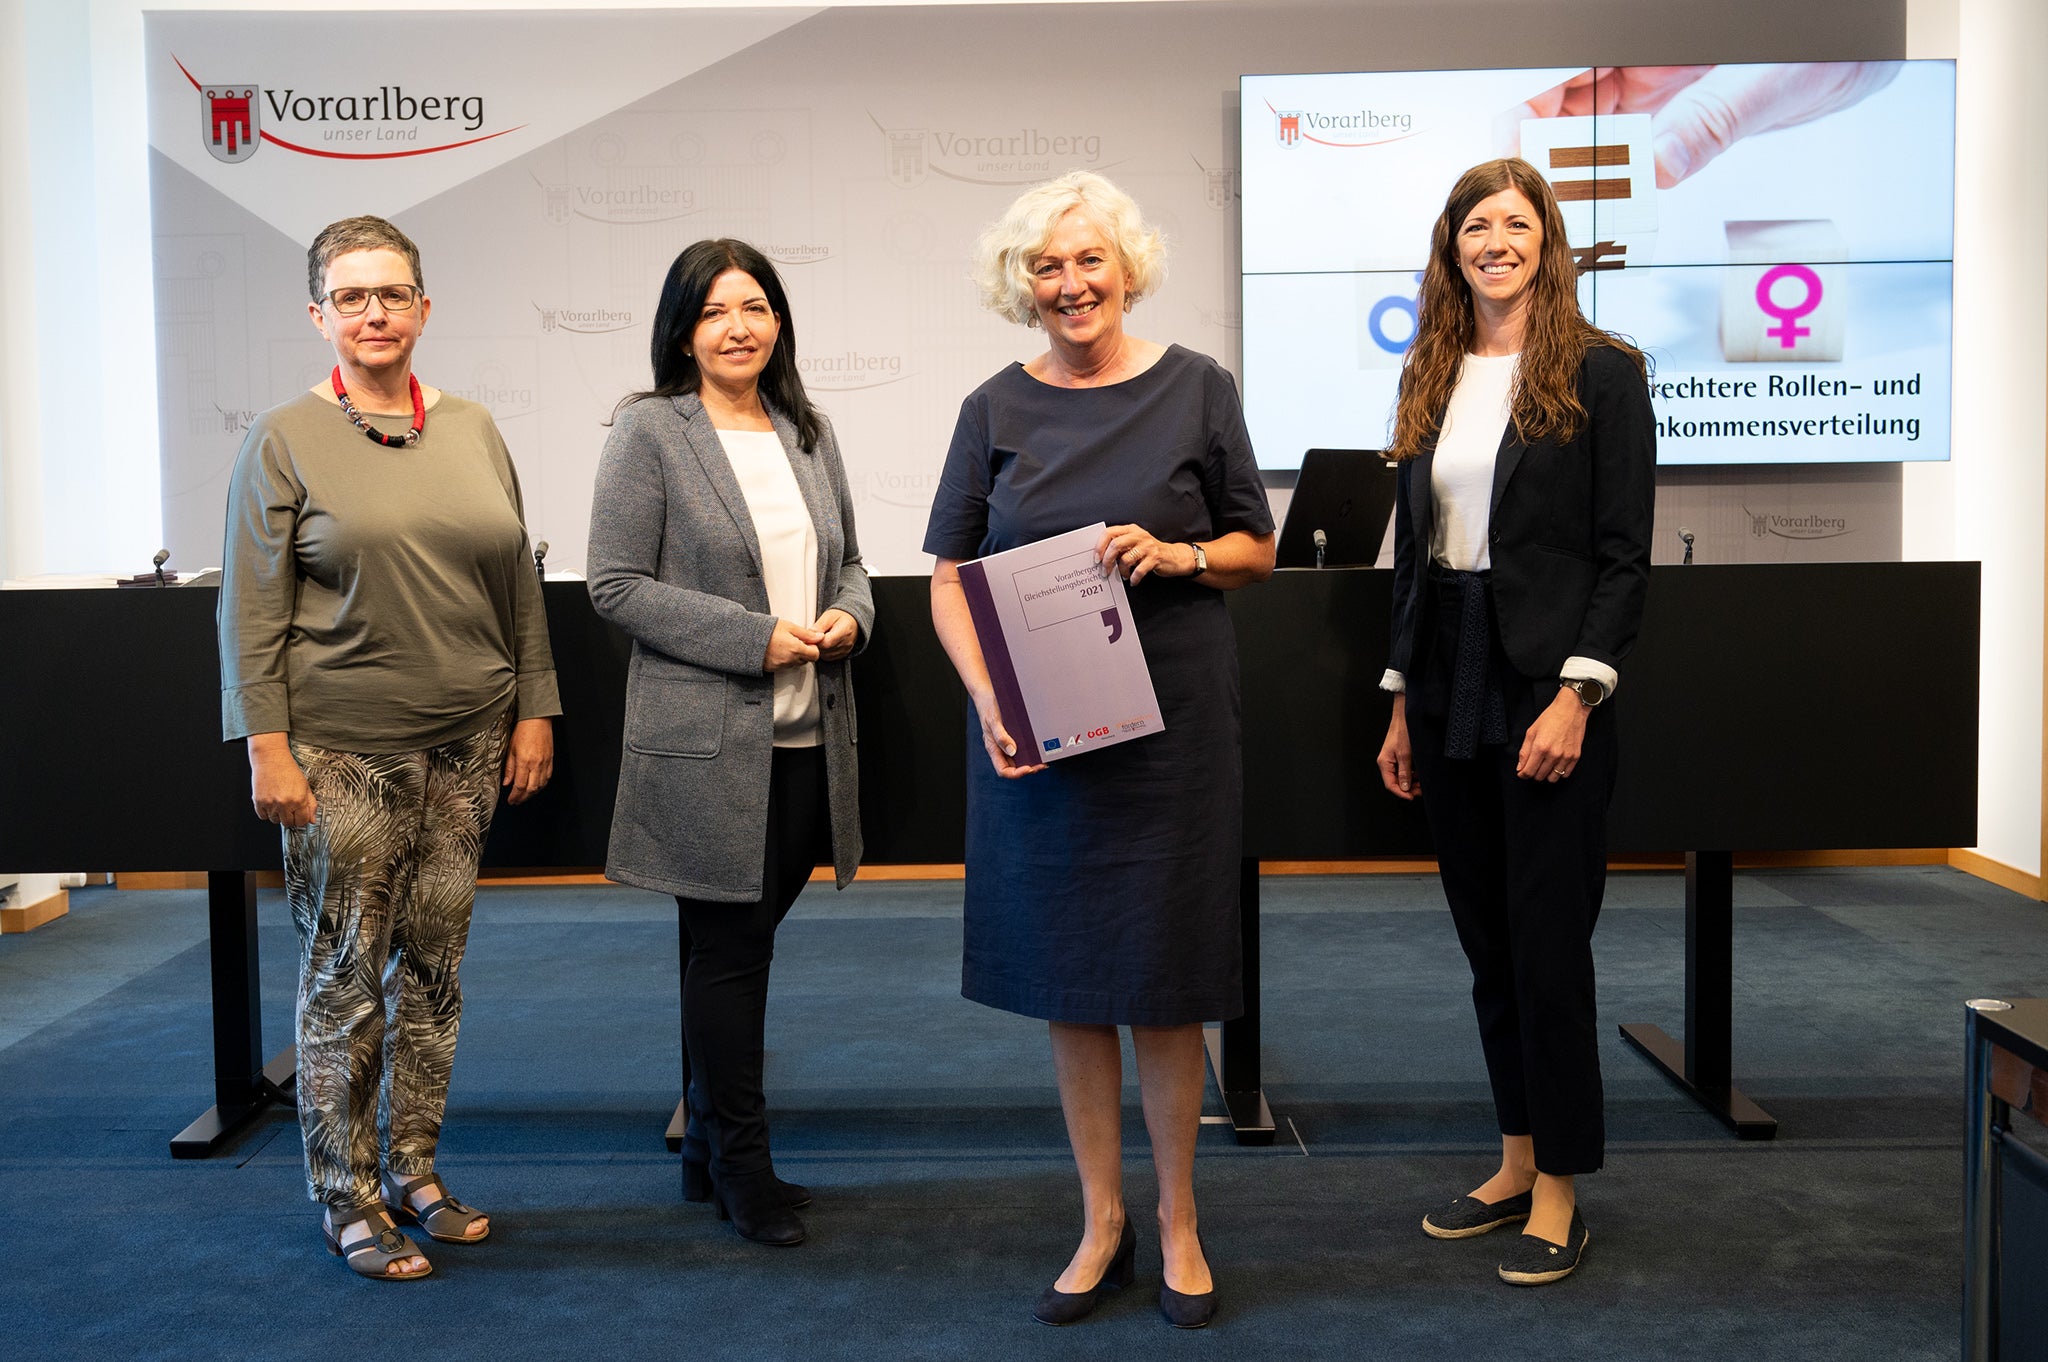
[
  {"x1": 712, "y1": 1169, "x2": 807, "y2": 1246},
  {"x1": 680, "y1": 1134, "x2": 715, "y2": 1202},
  {"x1": 683, "y1": 1136, "x2": 812, "y2": 1209}
]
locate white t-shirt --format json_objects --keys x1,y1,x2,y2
[{"x1": 717, "y1": 428, "x2": 822, "y2": 747}]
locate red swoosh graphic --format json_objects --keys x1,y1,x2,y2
[{"x1": 176, "y1": 55, "x2": 525, "y2": 160}]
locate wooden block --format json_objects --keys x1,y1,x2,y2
[
  {"x1": 1720, "y1": 220, "x2": 1845, "y2": 362},
  {"x1": 1, "y1": 887, "x2": 69, "y2": 933},
  {"x1": 1520, "y1": 113, "x2": 1657, "y2": 263}
]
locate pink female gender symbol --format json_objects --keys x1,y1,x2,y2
[{"x1": 1756, "y1": 263, "x2": 1823, "y2": 348}]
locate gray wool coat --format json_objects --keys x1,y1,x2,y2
[{"x1": 586, "y1": 392, "x2": 873, "y2": 901}]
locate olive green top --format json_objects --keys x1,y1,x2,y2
[{"x1": 218, "y1": 390, "x2": 561, "y2": 752}]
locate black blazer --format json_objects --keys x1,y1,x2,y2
[{"x1": 1388, "y1": 343, "x2": 1656, "y2": 683}]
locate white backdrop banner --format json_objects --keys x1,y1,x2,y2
[
  {"x1": 145, "y1": 4, "x2": 1264, "y2": 577},
  {"x1": 145, "y1": 5, "x2": 1903, "y2": 576}
]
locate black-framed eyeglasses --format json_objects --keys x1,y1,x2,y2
[{"x1": 321, "y1": 284, "x2": 421, "y2": 316}]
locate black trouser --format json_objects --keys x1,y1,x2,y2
[
  {"x1": 676, "y1": 745, "x2": 828, "y2": 1180},
  {"x1": 1407, "y1": 574, "x2": 1616, "y2": 1175}
]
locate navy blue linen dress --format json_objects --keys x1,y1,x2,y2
[{"x1": 923, "y1": 345, "x2": 1274, "y2": 1025}]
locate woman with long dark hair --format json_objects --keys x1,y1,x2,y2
[
  {"x1": 1376, "y1": 158, "x2": 1654, "y2": 1286},
  {"x1": 588, "y1": 239, "x2": 871, "y2": 1246}
]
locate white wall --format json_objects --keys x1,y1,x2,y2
[
  {"x1": 1898, "y1": 0, "x2": 2048, "y2": 878},
  {"x1": 1944, "y1": 0, "x2": 2047, "y2": 877},
  {"x1": 1899, "y1": 0, "x2": 1956, "y2": 563},
  {"x1": 0, "y1": 0, "x2": 48, "y2": 580}
]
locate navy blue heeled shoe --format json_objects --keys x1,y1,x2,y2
[
  {"x1": 1158, "y1": 1234, "x2": 1217, "y2": 1328},
  {"x1": 1032, "y1": 1221, "x2": 1137, "y2": 1325}
]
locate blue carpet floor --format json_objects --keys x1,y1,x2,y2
[{"x1": 2, "y1": 866, "x2": 2040, "y2": 1360}]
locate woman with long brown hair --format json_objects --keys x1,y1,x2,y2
[{"x1": 1375, "y1": 157, "x2": 1654, "y2": 1286}]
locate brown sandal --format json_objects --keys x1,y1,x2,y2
[
  {"x1": 383, "y1": 1172, "x2": 490, "y2": 1244},
  {"x1": 323, "y1": 1205, "x2": 432, "y2": 1280}
]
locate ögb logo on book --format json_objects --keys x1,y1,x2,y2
[
  {"x1": 177, "y1": 56, "x2": 523, "y2": 163},
  {"x1": 203, "y1": 85, "x2": 258, "y2": 163}
]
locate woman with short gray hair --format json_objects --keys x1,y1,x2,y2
[
  {"x1": 220, "y1": 214, "x2": 559, "y2": 1279},
  {"x1": 927, "y1": 171, "x2": 1275, "y2": 1328}
]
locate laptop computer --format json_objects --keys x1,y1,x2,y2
[{"x1": 1274, "y1": 449, "x2": 1400, "y2": 569}]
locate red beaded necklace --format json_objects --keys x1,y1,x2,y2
[{"x1": 330, "y1": 366, "x2": 425, "y2": 447}]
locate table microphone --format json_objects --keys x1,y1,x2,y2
[
  {"x1": 152, "y1": 549, "x2": 171, "y2": 586},
  {"x1": 1312, "y1": 528, "x2": 1327, "y2": 570},
  {"x1": 1679, "y1": 528, "x2": 1695, "y2": 566},
  {"x1": 533, "y1": 541, "x2": 549, "y2": 581}
]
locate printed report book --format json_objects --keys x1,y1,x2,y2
[{"x1": 958, "y1": 523, "x2": 1164, "y2": 763}]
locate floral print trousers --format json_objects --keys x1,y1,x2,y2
[{"x1": 283, "y1": 714, "x2": 509, "y2": 1212}]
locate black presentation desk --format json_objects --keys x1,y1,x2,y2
[
  {"x1": 1965, "y1": 997, "x2": 2048, "y2": 1360},
  {"x1": 0, "y1": 564, "x2": 1978, "y2": 1156}
]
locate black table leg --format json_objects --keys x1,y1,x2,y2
[
  {"x1": 1205, "y1": 858, "x2": 1277, "y2": 1145},
  {"x1": 1618, "y1": 850, "x2": 1777, "y2": 1139},
  {"x1": 171, "y1": 871, "x2": 295, "y2": 1157}
]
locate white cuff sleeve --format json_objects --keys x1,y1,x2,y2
[
  {"x1": 1560, "y1": 656, "x2": 1619, "y2": 697},
  {"x1": 1380, "y1": 668, "x2": 1406, "y2": 693}
]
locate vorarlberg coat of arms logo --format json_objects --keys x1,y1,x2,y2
[{"x1": 202, "y1": 84, "x2": 260, "y2": 163}]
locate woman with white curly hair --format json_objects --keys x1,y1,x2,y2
[{"x1": 925, "y1": 171, "x2": 1275, "y2": 1329}]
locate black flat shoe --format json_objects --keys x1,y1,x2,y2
[
  {"x1": 682, "y1": 1137, "x2": 811, "y2": 1209},
  {"x1": 1422, "y1": 1190, "x2": 1533, "y2": 1240},
  {"x1": 1032, "y1": 1221, "x2": 1136, "y2": 1326},
  {"x1": 712, "y1": 1169, "x2": 807, "y2": 1247},
  {"x1": 1498, "y1": 1209, "x2": 1589, "y2": 1286}
]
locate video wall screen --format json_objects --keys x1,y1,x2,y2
[{"x1": 1239, "y1": 61, "x2": 1956, "y2": 469}]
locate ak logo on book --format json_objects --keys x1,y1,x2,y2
[{"x1": 179, "y1": 55, "x2": 524, "y2": 164}]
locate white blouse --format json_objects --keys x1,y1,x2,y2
[
  {"x1": 1430, "y1": 352, "x2": 1517, "y2": 572},
  {"x1": 1379, "y1": 354, "x2": 1619, "y2": 698},
  {"x1": 717, "y1": 428, "x2": 822, "y2": 746}
]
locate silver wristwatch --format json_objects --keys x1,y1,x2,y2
[
  {"x1": 1187, "y1": 542, "x2": 1208, "y2": 575},
  {"x1": 1561, "y1": 676, "x2": 1608, "y2": 707}
]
